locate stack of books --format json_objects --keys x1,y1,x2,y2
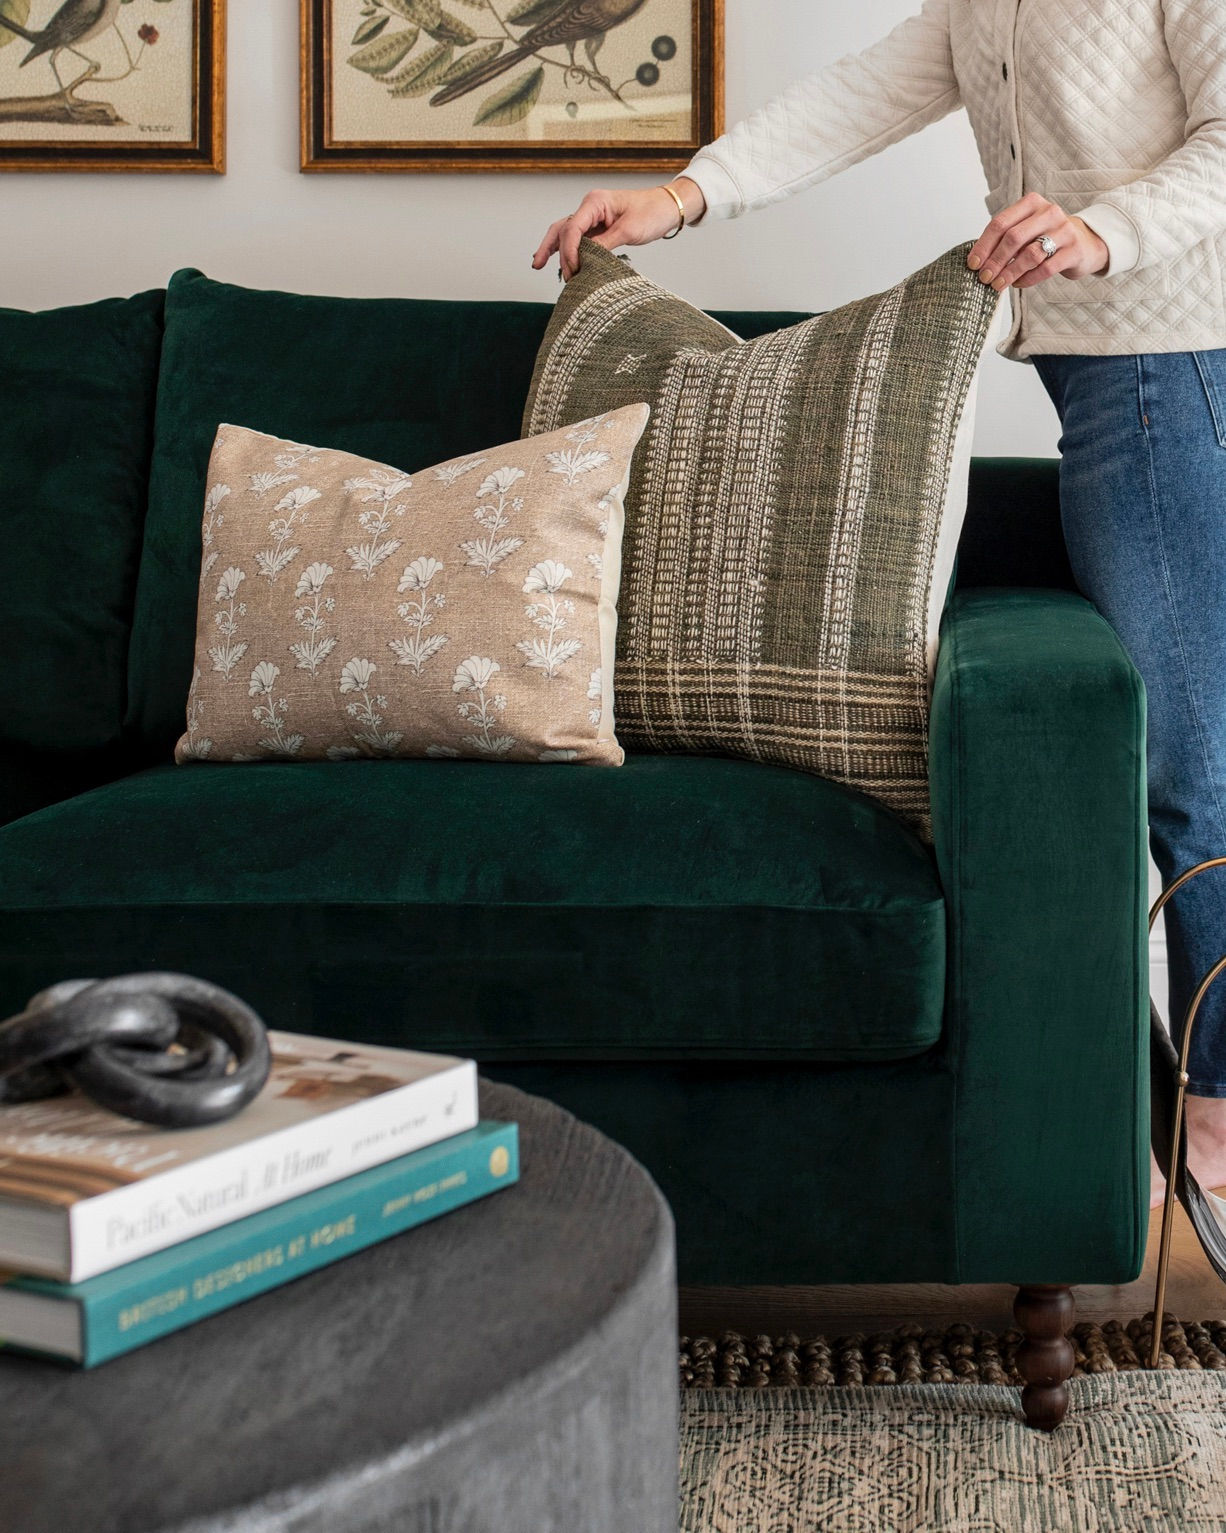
[{"x1": 0, "y1": 1031, "x2": 516, "y2": 1366}]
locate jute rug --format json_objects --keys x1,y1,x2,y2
[
  {"x1": 679, "y1": 1323, "x2": 1226, "y2": 1531},
  {"x1": 680, "y1": 1317, "x2": 1226, "y2": 1388}
]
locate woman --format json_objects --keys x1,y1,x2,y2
[{"x1": 533, "y1": 0, "x2": 1226, "y2": 1197}]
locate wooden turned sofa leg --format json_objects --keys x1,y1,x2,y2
[{"x1": 1013, "y1": 1285, "x2": 1075, "y2": 1430}]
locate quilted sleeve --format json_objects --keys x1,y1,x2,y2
[
  {"x1": 681, "y1": 0, "x2": 959, "y2": 222},
  {"x1": 1075, "y1": 0, "x2": 1226, "y2": 276}
]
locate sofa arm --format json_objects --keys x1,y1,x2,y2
[{"x1": 929, "y1": 588, "x2": 1149, "y2": 1284}]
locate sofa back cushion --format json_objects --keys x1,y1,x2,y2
[
  {"x1": 128, "y1": 270, "x2": 560, "y2": 756},
  {"x1": 0, "y1": 289, "x2": 163, "y2": 754}
]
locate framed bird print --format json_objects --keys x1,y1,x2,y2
[
  {"x1": 0, "y1": 0, "x2": 223, "y2": 171},
  {"x1": 300, "y1": 0, "x2": 722, "y2": 172}
]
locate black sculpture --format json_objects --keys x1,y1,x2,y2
[{"x1": 0, "y1": 973, "x2": 271, "y2": 1128}]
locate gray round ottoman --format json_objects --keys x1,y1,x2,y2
[{"x1": 0, "y1": 1081, "x2": 678, "y2": 1533}]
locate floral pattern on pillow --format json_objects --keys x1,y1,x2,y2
[{"x1": 176, "y1": 406, "x2": 648, "y2": 768}]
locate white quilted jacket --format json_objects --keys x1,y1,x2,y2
[{"x1": 682, "y1": 0, "x2": 1226, "y2": 360}]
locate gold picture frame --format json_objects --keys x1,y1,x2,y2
[
  {"x1": 301, "y1": 0, "x2": 723, "y2": 173},
  {"x1": 0, "y1": 0, "x2": 224, "y2": 173}
]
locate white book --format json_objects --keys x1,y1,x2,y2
[{"x1": 0, "y1": 1031, "x2": 477, "y2": 1281}]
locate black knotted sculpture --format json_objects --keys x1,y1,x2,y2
[{"x1": 0, "y1": 973, "x2": 271, "y2": 1128}]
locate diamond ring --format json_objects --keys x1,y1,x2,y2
[{"x1": 1037, "y1": 234, "x2": 1058, "y2": 259}]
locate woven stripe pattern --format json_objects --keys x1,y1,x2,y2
[{"x1": 524, "y1": 240, "x2": 999, "y2": 836}]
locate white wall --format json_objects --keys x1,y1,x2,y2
[{"x1": 5, "y1": 0, "x2": 1060, "y2": 458}]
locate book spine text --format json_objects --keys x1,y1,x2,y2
[
  {"x1": 41, "y1": 1122, "x2": 516, "y2": 1365},
  {"x1": 66, "y1": 1060, "x2": 478, "y2": 1281}
]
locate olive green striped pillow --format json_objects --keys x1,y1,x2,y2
[{"x1": 523, "y1": 239, "x2": 1000, "y2": 838}]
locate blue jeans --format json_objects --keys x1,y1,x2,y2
[{"x1": 1033, "y1": 349, "x2": 1226, "y2": 1096}]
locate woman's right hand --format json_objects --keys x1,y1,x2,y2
[{"x1": 532, "y1": 178, "x2": 707, "y2": 280}]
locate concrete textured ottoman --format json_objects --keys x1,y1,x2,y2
[{"x1": 0, "y1": 1081, "x2": 678, "y2": 1533}]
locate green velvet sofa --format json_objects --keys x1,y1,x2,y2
[{"x1": 1, "y1": 273, "x2": 1148, "y2": 1424}]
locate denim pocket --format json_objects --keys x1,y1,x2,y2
[{"x1": 1193, "y1": 350, "x2": 1226, "y2": 449}]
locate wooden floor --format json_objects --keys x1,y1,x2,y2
[{"x1": 679, "y1": 1197, "x2": 1226, "y2": 1338}]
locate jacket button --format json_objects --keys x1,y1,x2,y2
[{"x1": 1002, "y1": 61, "x2": 1008, "y2": 80}]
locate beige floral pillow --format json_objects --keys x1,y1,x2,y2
[{"x1": 175, "y1": 407, "x2": 648, "y2": 767}]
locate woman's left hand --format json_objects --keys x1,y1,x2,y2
[{"x1": 967, "y1": 193, "x2": 1110, "y2": 289}]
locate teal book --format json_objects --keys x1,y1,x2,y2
[{"x1": 0, "y1": 1121, "x2": 518, "y2": 1367}]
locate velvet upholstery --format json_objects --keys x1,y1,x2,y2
[
  {"x1": 0, "y1": 277, "x2": 1150, "y2": 1291},
  {"x1": 490, "y1": 589, "x2": 1149, "y2": 1287},
  {"x1": 493, "y1": 1058, "x2": 958, "y2": 1285},
  {"x1": 0, "y1": 755, "x2": 945, "y2": 1063},
  {"x1": 0, "y1": 290, "x2": 163, "y2": 755},
  {"x1": 960, "y1": 458, "x2": 1073, "y2": 590},
  {"x1": 929, "y1": 588, "x2": 1149, "y2": 1282}
]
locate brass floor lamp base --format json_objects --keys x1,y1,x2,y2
[{"x1": 1149, "y1": 857, "x2": 1226, "y2": 1368}]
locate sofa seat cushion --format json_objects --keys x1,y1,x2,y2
[{"x1": 0, "y1": 756, "x2": 945, "y2": 1062}]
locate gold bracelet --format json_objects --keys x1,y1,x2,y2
[{"x1": 660, "y1": 182, "x2": 686, "y2": 239}]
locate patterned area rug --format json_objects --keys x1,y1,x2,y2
[
  {"x1": 680, "y1": 1374, "x2": 1226, "y2": 1531},
  {"x1": 678, "y1": 1324, "x2": 1226, "y2": 1530}
]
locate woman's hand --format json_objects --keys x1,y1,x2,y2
[
  {"x1": 532, "y1": 178, "x2": 707, "y2": 280},
  {"x1": 967, "y1": 192, "x2": 1110, "y2": 289}
]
